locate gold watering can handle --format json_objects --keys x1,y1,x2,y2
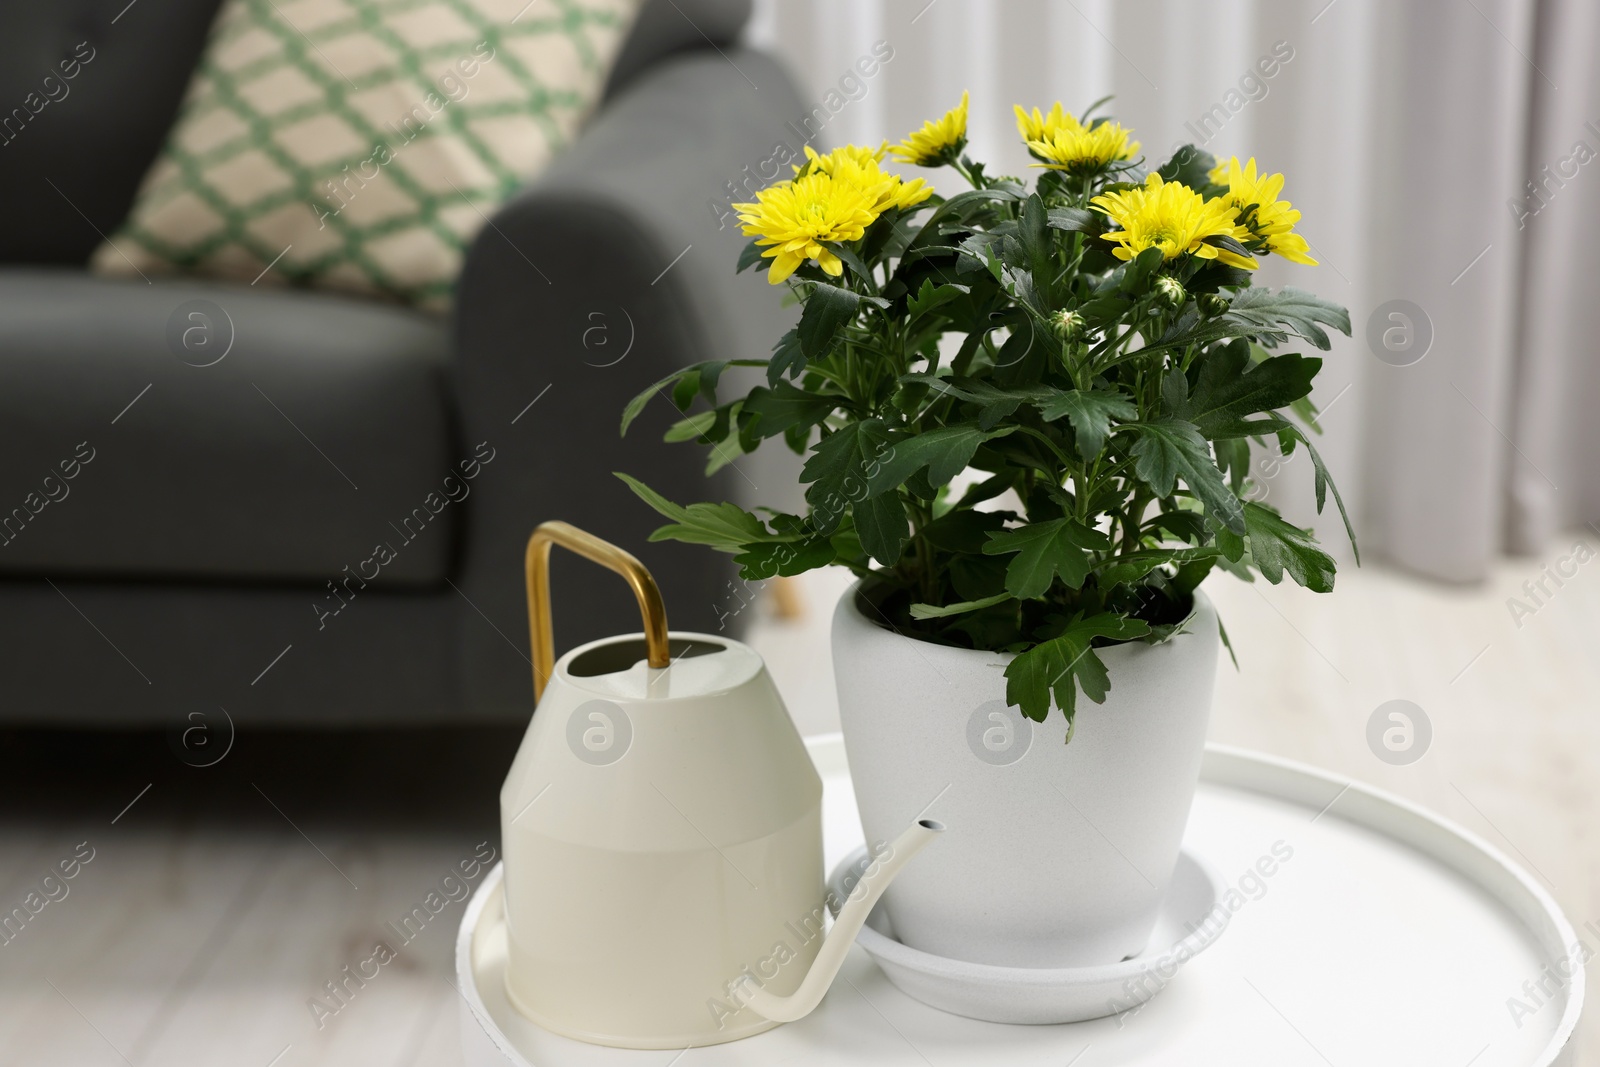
[{"x1": 524, "y1": 521, "x2": 670, "y2": 702}]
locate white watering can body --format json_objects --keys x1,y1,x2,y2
[{"x1": 499, "y1": 523, "x2": 939, "y2": 1049}]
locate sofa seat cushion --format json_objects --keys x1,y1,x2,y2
[{"x1": 0, "y1": 270, "x2": 462, "y2": 586}]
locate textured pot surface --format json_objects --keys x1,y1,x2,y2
[{"x1": 833, "y1": 585, "x2": 1219, "y2": 968}]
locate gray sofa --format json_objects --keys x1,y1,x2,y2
[{"x1": 0, "y1": 0, "x2": 803, "y2": 726}]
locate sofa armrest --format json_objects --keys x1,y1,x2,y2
[{"x1": 451, "y1": 46, "x2": 804, "y2": 717}]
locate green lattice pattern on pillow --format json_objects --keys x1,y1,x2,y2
[{"x1": 92, "y1": 0, "x2": 637, "y2": 307}]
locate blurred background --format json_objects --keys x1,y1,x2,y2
[{"x1": 1, "y1": 0, "x2": 1596, "y2": 1063}]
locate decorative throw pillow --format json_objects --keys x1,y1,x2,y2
[{"x1": 91, "y1": 0, "x2": 638, "y2": 308}]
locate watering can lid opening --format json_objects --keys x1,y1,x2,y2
[
  {"x1": 565, "y1": 636, "x2": 723, "y2": 679},
  {"x1": 551, "y1": 631, "x2": 767, "y2": 702}
]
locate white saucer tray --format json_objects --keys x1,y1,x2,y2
[{"x1": 457, "y1": 736, "x2": 1583, "y2": 1067}]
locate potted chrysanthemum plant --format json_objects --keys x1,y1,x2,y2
[{"x1": 618, "y1": 93, "x2": 1354, "y2": 971}]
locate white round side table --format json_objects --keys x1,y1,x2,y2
[{"x1": 457, "y1": 735, "x2": 1583, "y2": 1066}]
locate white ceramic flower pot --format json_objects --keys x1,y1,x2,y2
[{"x1": 833, "y1": 582, "x2": 1219, "y2": 968}]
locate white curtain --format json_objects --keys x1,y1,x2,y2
[{"x1": 744, "y1": 0, "x2": 1600, "y2": 583}]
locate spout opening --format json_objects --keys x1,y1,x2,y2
[{"x1": 917, "y1": 818, "x2": 946, "y2": 832}]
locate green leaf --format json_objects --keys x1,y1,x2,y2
[
  {"x1": 982, "y1": 518, "x2": 1111, "y2": 599},
  {"x1": 958, "y1": 473, "x2": 1018, "y2": 508},
  {"x1": 1161, "y1": 366, "x2": 1190, "y2": 413},
  {"x1": 912, "y1": 188, "x2": 1022, "y2": 244},
  {"x1": 697, "y1": 395, "x2": 746, "y2": 447},
  {"x1": 976, "y1": 396, "x2": 1024, "y2": 432},
  {"x1": 1176, "y1": 340, "x2": 1320, "y2": 438},
  {"x1": 1003, "y1": 613, "x2": 1151, "y2": 724},
  {"x1": 797, "y1": 282, "x2": 862, "y2": 360},
  {"x1": 703, "y1": 430, "x2": 749, "y2": 476},
  {"x1": 768, "y1": 327, "x2": 805, "y2": 383},
  {"x1": 898, "y1": 371, "x2": 969, "y2": 396},
  {"x1": 1218, "y1": 614, "x2": 1239, "y2": 669},
  {"x1": 827, "y1": 243, "x2": 877, "y2": 288},
  {"x1": 1018, "y1": 193, "x2": 1054, "y2": 298},
  {"x1": 949, "y1": 329, "x2": 985, "y2": 376},
  {"x1": 646, "y1": 503, "x2": 775, "y2": 548},
  {"x1": 854, "y1": 492, "x2": 908, "y2": 565},
  {"x1": 1122, "y1": 287, "x2": 1352, "y2": 366},
  {"x1": 1214, "y1": 436, "x2": 1250, "y2": 493},
  {"x1": 907, "y1": 278, "x2": 970, "y2": 319},
  {"x1": 921, "y1": 508, "x2": 1013, "y2": 553},
  {"x1": 1220, "y1": 287, "x2": 1352, "y2": 351},
  {"x1": 736, "y1": 239, "x2": 766, "y2": 274},
  {"x1": 1143, "y1": 510, "x2": 1209, "y2": 545},
  {"x1": 881, "y1": 209, "x2": 927, "y2": 260},
  {"x1": 1204, "y1": 233, "x2": 1254, "y2": 260},
  {"x1": 1157, "y1": 144, "x2": 1217, "y2": 188},
  {"x1": 1279, "y1": 427, "x2": 1359, "y2": 562},
  {"x1": 957, "y1": 232, "x2": 1006, "y2": 283},
  {"x1": 867, "y1": 423, "x2": 1011, "y2": 496},
  {"x1": 734, "y1": 538, "x2": 836, "y2": 580},
  {"x1": 614, "y1": 473, "x2": 786, "y2": 550},
  {"x1": 664, "y1": 410, "x2": 716, "y2": 443},
  {"x1": 828, "y1": 523, "x2": 865, "y2": 568},
  {"x1": 1076, "y1": 292, "x2": 1133, "y2": 327},
  {"x1": 1174, "y1": 554, "x2": 1219, "y2": 596},
  {"x1": 1214, "y1": 515, "x2": 1245, "y2": 563},
  {"x1": 800, "y1": 420, "x2": 896, "y2": 534},
  {"x1": 1034, "y1": 388, "x2": 1138, "y2": 457},
  {"x1": 1120, "y1": 246, "x2": 1166, "y2": 293},
  {"x1": 615, "y1": 471, "x2": 685, "y2": 523},
  {"x1": 1127, "y1": 419, "x2": 1246, "y2": 534},
  {"x1": 1290, "y1": 393, "x2": 1323, "y2": 434},
  {"x1": 899, "y1": 374, "x2": 1043, "y2": 431},
  {"x1": 1093, "y1": 547, "x2": 1220, "y2": 587},
  {"x1": 1242, "y1": 501, "x2": 1336, "y2": 592},
  {"x1": 908, "y1": 592, "x2": 1013, "y2": 620},
  {"x1": 672, "y1": 359, "x2": 731, "y2": 412},
  {"x1": 619, "y1": 359, "x2": 764, "y2": 436},
  {"x1": 741, "y1": 382, "x2": 837, "y2": 441},
  {"x1": 948, "y1": 551, "x2": 1010, "y2": 602},
  {"x1": 1046, "y1": 206, "x2": 1098, "y2": 234}
]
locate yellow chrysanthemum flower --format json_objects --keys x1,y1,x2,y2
[
  {"x1": 1013, "y1": 102, "x2": 1070, "y2": 143},
  {"x1": 798, "y1": 143, "x2": 934, "y2": 213},
  {"x1": 890, "y1": 90, "x2": 969, "y2": 167},
  {"x1": 1021, "y1": 107, "x2": 1139, "y2": 174},
  {"x1": 888, "y1": 173, "x2": 935, "y2": 211},
  {"x1": 740, "y1": 142, "x2": 933, "y2": 285},
  {"x1": 1208, "y1": 156, "x2": 1317, "y2": 265},
  {"x1": 1090, "y1": 174, "x2": 1257, "y2": 270},
  {"x1": 795, "y1": 141, "x2": 889, "y2": 178},
  {"x1": 829, "y1": 151, "x2": 933, "y2": 214},
  {"x1": 734, "y1": 172, "x2": 880, "y2": 285}
]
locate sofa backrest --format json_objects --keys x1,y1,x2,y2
[
  {"x1": 0, "y1": 0, "x2": 748, "y2": 266},
  {"x1": 605, "y1": 0, "x2": 751, "y2": 98},
  {"x1": 0, "y1": 0, "x2": 225, "y2": 265}
]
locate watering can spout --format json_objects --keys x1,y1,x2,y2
[{"x1": 733, "y1": 818, "x2": 944, "y2": 1023}]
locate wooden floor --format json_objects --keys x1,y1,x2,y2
[
  {"x1": 0, "y1": 729, "x2": 514, "y2": 1067},
  {"x1": 1, "y1": 546, "x2": 1595, "y2": 1065}
]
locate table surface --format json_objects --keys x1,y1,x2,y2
[{"x1": 463, "y1": 736, "x2": 1580, "y2": 1067}]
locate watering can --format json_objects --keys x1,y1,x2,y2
[{"x1": 499, "y1": 521, "x2": 942, "y2": 1049}]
